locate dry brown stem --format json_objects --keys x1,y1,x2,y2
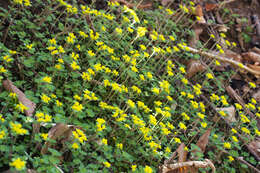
[{"x1": 187, "y1": 46, "x2": 260, "y2": 76}]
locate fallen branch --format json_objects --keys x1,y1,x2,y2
[
  {"x1": 187, "y1": 46, "x2": 260, "y2": 76},
  {"x1": 222, "y1": 150, "x2": 260, "y2": 173},
  {"x1": 161, "y1": 159, "x2": 215, "y2": 173},
  {"x1": 225, "y1": 86, "x2": 260, "y2": 129}
]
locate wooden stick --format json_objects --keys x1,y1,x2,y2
[
  {"x1": 187, "y1": 46, "x2": 260, "y2": 76},
  {"x1": 161, "y1": 159, "x2": 215, "y2": 173},
  {"x1": 222, "y1": 150, "x2": 260, "y2": 173}
]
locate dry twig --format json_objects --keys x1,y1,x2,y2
[
  {"x1": 161, "y1": 159, "x2": 215, "y2": 173},
  {"x1": 187, "y1": 46, "x2": 260, "y2": 76}
]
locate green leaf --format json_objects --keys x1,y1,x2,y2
[{"x1": 86, "y1": 109, "x2": 95, "y2": 117}]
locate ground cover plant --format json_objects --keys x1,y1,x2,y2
[{"x1": 0, "y1": 0, "x2": 259, "y2": 172}]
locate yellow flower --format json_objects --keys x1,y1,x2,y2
[
  {"x1": 241, "y1": 127, "x2": 250, "y2": 134},
  {"x1": 228, "y1": 156, "x2": 234, "y2": 162},
  {"x1": 71, "y1": 61, "x2": 80, "y2": 70},
  {"x1": 169, "y1": 36, "x2": 175, "y2": 42},
  {"x1": 232, "y1": 136, "x2": 238, "y2": 143},
  {"x1": 26, "y1": 44, "x2": 33, "y2": 50},
  {"x1": 49, "y1": 38, "x2": 56, "y2": 45},
  {"x1": 0, "y1": 130, "x2": 6, "y2": 139},
  {"x1": 218, "y1": 48, "x2": 224, "y2": 54},
  {"x1": 42, "y1": 76, "x2": 52, "y2": 83},
  {"x1": 132, "y1": 165, "x2": 137, "y2": 171},
  {"x1": 72, "y1": 128, "x2": 87, "y2": 143},
  {"x1": 41, "y1": 133, "x2": 48, "y2": 140},
  {"x1": 73, "y1": 94, "x2": 81, "y2": 101},
  {"x1": 35, "y1": 112, "x2": 52, "y2": 123},
  {"x1": 140, "y1": 44, "x2": 146, "y2": 50},
  {"x1": 249, "y1": 82, "x2": 256, "y2": 88},
  {"x1": 0, "y1": 114, "x2": 5, "y2": 123},
  {"x1": 139, "y1": 74, "x2": 145, "y2": 81},
  {"x1": 235, "y1": 103, "x2": 242, "y2": 110},
  {"x1": 144, "y1": 165, "x2": 153, "y2": 173},
  {"x1": 179, "y1": 122, "x2": 187, "y2": 130},
  {"x1": 96, "y1": 118, "x2": 106, "y2": 131},
  {"x1": 165, "y1": 147, "x2": 171, "y2": 153},
  {"x1": 103, "y1": 161, "x2": 111, "y2": 168},
  {"x1": 116, "y1": 143, "x2": 123, "y2": 150},
  {"x1": 127, "y1": 99, "x2": 136, "y2": 108},
  {"x1": 238, "y1": 63, "x2": 244, "y2": 69},
  {"x1": 197, "y1": 112, "x2": 205, "y2": 119},
  {"x1": 115, "y1": 27, "x2": 123, "y2": 35},
  {"x1": 137, "y1": 27, "x2": 147, "y2": 37},
  {"x1": 255, "y1": 129, "x2": 260, "y2": 136},
  {"x1": 215, "y1": 60, "x2": 220, "y2": 66},
  {"x1": 220, "y1": 33, "x2": 226, "y2": 38},
  {"x1": 56, "y1": 100, "x2": 63, "y2": 107},
  {"x1": 55, "y1": 63, "x2": 62, "y2": 70},
  {"x1": 88, "y1": 50, "x2": 95, "y2": 57},
  {"x1": 166, "y1": 8, "x2": 174, "y2": 15},
  {"x1": 231, "y1": 128, "x2": 237, "y2": 133},
  {"x1": 10, "y1": 158, "x2": 26, "y2": 170},
  {"x1": 10, "y1": 122, "x2": 28, "y2": 135},
  {"x1": 149, "y1": 115, "x2": 157, "y2": 125},
  {"x1": 223, "y1": 142, "x2": 231, "y2": 149},
  {"x1": 15, "y1": 102, "x2": 28, "y2": 113},
  {"x1": 219, "y1": 111, "x2": 226, "y2": 117},
  {"x1": 146, "y1": 72, "x2": 153, "y2": 79},
  {"x1": 71, "y1": 102, "x2": 83, "y2": 112},
  {"x1": 181, "y1": 78, "x2": 188, "y2": 85},
  {"x1": 3, "y1": 55, "x2": 12, "y2": 62},
  {"x1": 210, "y1": 34, "x2": 215, "y2": 39},
  {"x1": 174, "y1": 137, "x2": 181, "y2": 143},
  {"x1": 152, "y1": 88, "x2": 160, "y2": 95},
  {"x1": 41, "y1": 94, "x2": 51, "y2": 104},
  {"x1": 206, "y1": 73, "x2": 214, "y2": 79},
  {"x1": 102, "y1": 138, "x2": 108, "y2": 145},
  {"x1": 72, "y1": 142, "x2": 79, "y2": 149},
  {"x1": 13, "y1": 0, "x2": 23, "y2": 5},
  {"x1": 0, "y1": 67, "x2": 7, "y2": 73},
  {"x1": 9, "y1": 50, "x2": 17, "y2": 54},
  {"x1": 128, "y1": 27, "x2": 134, "y2": 33}
]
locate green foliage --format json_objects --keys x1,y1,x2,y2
[{"x1": 0, "y1": 0, "x2": 259, "y2": 172}]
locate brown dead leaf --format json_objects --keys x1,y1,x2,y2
[
  {"x1": 186, "y1": 60, "x2": 207, "y2": 78},
  {"x1": 252, "y1": 89, "x2": 260, "y2": 103},
  {"x1": 247, "y1": 64, "x2": 260, "y2": 78},
  {"x1": 194, "y1": 5, "x2": 206, "y2": 24},
  {"x1": 41, "y1": 123, "x2": 72, "y2": 155},
  {"x1": 225, "y1": 50, "x2": 242, "y2": 63},
  {"x1": 242, "y1": 52, "x2": 260, "y2": 64},
  {"x1": 177, "y1": 143, "x2": 188, "y2": 163},
  {"x1": 196, "y1": 129, "x2": 211, "y2": 153},
  {"x1": 205, "y1": 3, "x2": 218, "y2": 11},
  {"x1": 2, "y1": 79, "x2": 36, "y2": 117},
  {"x1": 216, "y1": 106, "x2": 236, "y2": 123},
  {"x1": 248, "y1": 139, "x2": 260, "y2": 158},
  {"x1": 217, "y1": 25, "x2": 229, "y2": 33},
  {"x1": 238, "y1": 33, "x2": 245, "y2": 51},
  {"x1": 251, "y1": 47, "x2": 260, "y2": 54},
  {"x1": 161, "y1": 0, "x2": 172, "y2": 6},
  {"x1": 189, "y1": 25, "x2": 204, "y2": 48}
]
